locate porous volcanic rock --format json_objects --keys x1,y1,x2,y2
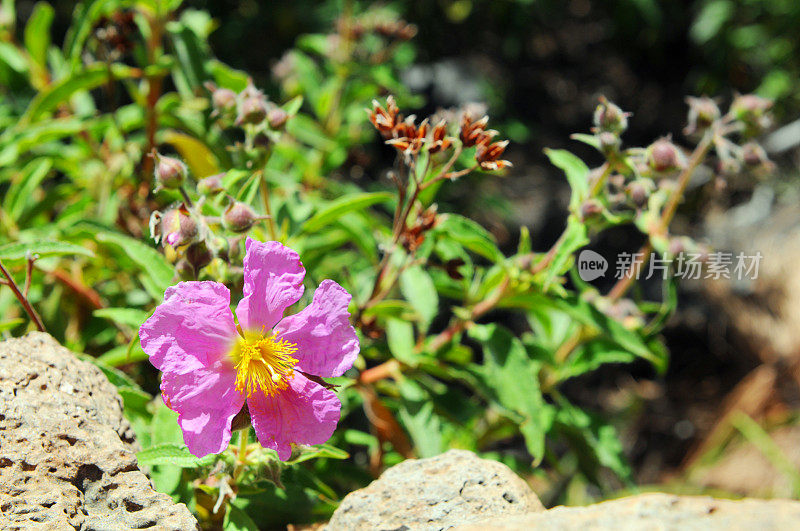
[
  {"x1": 456, "y1": 492, "x2": 800, "y2": 530},
  {"x1": 0, "y1": 332, "x2": 197, "y2": 530},
  {"x1": 326, "y1": 449, "x2": 543, "y2": 530}
]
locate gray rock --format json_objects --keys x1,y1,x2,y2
[
  {"x1": 326, "y1": 449, "x2": 543, "y2": 531},
  {"x1": 0, "y1": 332, "x2": 197, "y2": 530},
  {"x1": 456, "y1": 493, "x2": 800, "y2": 530}
]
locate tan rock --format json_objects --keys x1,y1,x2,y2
[
  {"x1": 0, "y1": 332, "x2": 197, "y2": 530},
  {"x1": 326, "y1": 449, "x2": 543, "y2": 530},
  {"x1": 457, "y1": 492, "x2": 800, "y2": 530}
]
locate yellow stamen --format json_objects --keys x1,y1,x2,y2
[{"x1": 231, "y1": 330, "x2": 298, "y2": 398}]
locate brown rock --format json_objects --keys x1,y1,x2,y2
[
  {"x1": 0, "y1": 332, "x2": 197, "y2": 530},
  {"x1": 457, "y1": 493, "x2": 800, "y2": 530},
  {"x1": 326, "y1": 449, "x2": 543, "y2": 530}
]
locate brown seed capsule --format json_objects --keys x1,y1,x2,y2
[
  {"x1": 459, "y1": 114, "x2": 491, "y2": 147},
  {"x1": 223, "y1": 201, "x2": 259, "y2": 233},
  {"x1": 475, "y1": 139, "x2": 512, "y2": 171}
]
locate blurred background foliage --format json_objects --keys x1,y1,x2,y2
[{"x1": 1, "y1": 0, "x2": 799, "y2": 529}]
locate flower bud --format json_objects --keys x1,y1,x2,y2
[
  {"x1": 153, "y1": 152, "x2": 187, "y2": 190},
  {"x1": 731, "y1": 94, "x2": 773, "y2": 136},
  {"x1": 647, "y1": 139, "x2": 681, "y2": 172},
  {"x1": 598, "y1": 131, "x2": 620, "y2": 154},
  {"x1": 741, "y1": 141, "x2": 772, "y2": 170},
  {"x1": 267, "y1": 108, "x2": 289, "y2": 130},
  {"x1": 593, "y1": 98, "x2": 628, "y2": 134},
  {"x1": 213, "y1": 88, "x2": 237, "y2": 113},
  {"x1": 197, "y1": 173, "x2": 225, "y2": 195},
  {"x1": 223, "y1": 201, "x2": 259, "y2": 233},
  {"x1": 238, "y1": 94, "x2": 267, "y2": 125},
  {"x1": 626, "y1": 180, "x2": 651, "y2": 208},
  {"x1": 186, "y1": 240, "x2": 212, "y2": 272},
  {"x1": 580, "y1": 199, "x2": 603, "y2": 220},
  {"x1": 684, "y1": 96, "x2": 720, "y2": 135},
  {"x1": 160, "y1": 207, "x2": 198, "y2": 247}
]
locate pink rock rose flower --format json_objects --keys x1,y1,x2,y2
[{"x1": 139, "y1": 238, "x2": 359, "y2": 459}]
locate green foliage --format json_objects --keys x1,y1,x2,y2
[{"x1": 0, "y1": 0, "x2": 779, "y2": 527}]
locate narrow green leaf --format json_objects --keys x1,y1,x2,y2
[
  {"x1": 436, "y1": 214, "x2": 504, "y2": 262},
  {"x1": 300, "y1": 192, "x2": 392, "y2": 233},
  {"x1": 95, "y1": 232, "x2": 174, "y2": 292},
  {"x1": 385, "y1": 318, "x2": 418, "y2": 366},
  {"x1": 93, "y1": 308, "x2": 149, "y2": 329},
  {"x1": 0, "y1": 239, "x2": 94, "y2": 260},
  {"x1": 545, "y1": 148, "x2": 589, "y2": 211},
  {"x1": 24, "y1": 2, "x2": 54, "y2": 68},
  {"x1": 400, "y1": 266, "x2": 438, "y2": 332},
  {"x1": 137, "y1": 443, "x2": 201, "y2": 468}
]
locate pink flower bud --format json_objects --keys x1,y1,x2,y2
[
  {"x1": 160, "y1": 207, "x2": 198, "y2": 247},
  {"x1": 153, "y1": 152, "x2": 187, "y2": 190},
  {"x1": 593, "y1": 99, "x2": 628, "y2": 134},
  {"x1": 238, "y1": 95, "x2": 267, "y2": 125},
  {"x1": 223, "y1": 202, "x2": 259, "y2": 233},
  {"x1": 197, "y1": 173, "x2": 225, "y2": 195},
  {"x1": 267, "y1": 108, "x2": 289, "y2": 130},
  {"x1": 212, "y1": 87, "x2": 237, "y2": 113},
  {"x1": 647, "y1": 139, "x2": 681, "y2": 172}
]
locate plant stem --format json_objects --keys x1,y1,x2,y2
[
  {"x1": 0, "y1": 259, "x2": 45, "y2": 332},
  {"x1": 259, "y1": 172, "x2": 278, "y2": 240}
]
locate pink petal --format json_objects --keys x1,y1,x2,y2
[
  {"x1": 140, "y1": 281, "x2": 238, "y2": 374},
  {"x1": 236, "y1": 238, "x2": 305, "y2": 331},
  {"x1": 275, "y1": 280, "x2": 359, "y2": 377},
  {"x1": 161, "y1": 360, "x2": 244, "y2": 457},
  {"x1": 139, "y1": 281, "x2": 243, "y2": 457},
  {"x1": 248, "y1": 372, "x2": 341, "y2": 461}
]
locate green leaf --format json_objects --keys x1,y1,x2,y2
[
  {"x1": 385, "y1": 318, "x2": 418, "y2": 366},
  {"x1": 300, "y1": 192, "x2": 392, "y2": 233},
  {"x1": 436, "y1": 214, "x2": 504, "y2": 262},
  {"x1": 97, "y1": 342, "x2": 148, "y2": 367},
  {"x1": 398, "y1": 380, "x2": 444, "y2": 458},
  {"x1": 541, "y1": 215, "x2": 589, "y2": 289},
  {"x1": 0, "y1": 318, "x2": 25, "y2": 332},
  {"x1": 3, "y1": 158, "x2": 52, "y2": 219},
  {"x1": 285, "y1": 444, "x2": 349, "y2": 465},
  {"x1": 93, "y1": 308, "x2": 149, "y2": 329},
  {"x1": 400, "y1": 265, "x2": 438, "y2": 332},
  {"x1": 24, "y1": 2, "x2": 54, "y2": 69},
  {"x1": 224, "y1": 505, "x2": 259, "y2": 531},
  {"x1": 0, "y1": 239, "x2": 94, "y2": 260},
  {"x1": 95, "y1": 231, "x2": 174, "y2": 293},
  {"x1": 545, "y1": 148, "x2": 589, "y2": 212},
  {"x1": 137, "y1": 443, "x2": 202, "y2": 468},
  {"x1": 468, "y1": 324, "x2": 553, "y2": 463},
  {"x1": 21, "y1": 65, "x2": 112, "y2": 123}
]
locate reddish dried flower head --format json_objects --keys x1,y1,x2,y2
[
  {"x1": 459, "y1": 114, "x2": 491, "y2": 147},
  {"x1": 400, "y1": 205, "x2": 439, "y2": 252},
  {"x1": 476, "y1": 140, "x2": 512, "y2": 171},
  {"x1": 386, "y1": 118, "x2": 429, "y2": 155},
  {"x1": 428, "y1": 120, "x2": 452, "y2": 154},
  {"x1": 368, "y1": 96, "x2": 401, "y2": 138}
]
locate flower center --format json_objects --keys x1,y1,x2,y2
[{"x1": 231, "y1": 330, "x2": 298, "y2": 398}]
